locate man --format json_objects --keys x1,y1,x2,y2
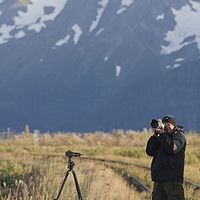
[{"x1": 146, "y1": 115, "x2": 186, "y2": 200}]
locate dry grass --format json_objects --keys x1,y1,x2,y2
[{"x1": 0, "y1": 129, "x2": 200, "y2": 199}]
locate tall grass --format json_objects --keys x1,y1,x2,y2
[{"x1": 0, "y1": 129, "x2": 200, "y2": 199}]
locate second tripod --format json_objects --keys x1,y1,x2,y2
[{"x1": 54, "y1": 150, "x2": 83, "y2": 200}]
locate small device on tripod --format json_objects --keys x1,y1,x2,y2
[{"x1": 54, "y1": 150, "x2": 83, "y2": 200}]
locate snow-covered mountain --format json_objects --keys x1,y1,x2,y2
[{"x1": 0, "y1": 0, "x2": 200, "y2": 132}]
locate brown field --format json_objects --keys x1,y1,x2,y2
[{"x1": 0, "y1": 128, "x2": 200, "y2": 199}]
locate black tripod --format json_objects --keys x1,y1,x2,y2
[{"x1": 54, "y1": 150, "x2": 83, "y2": 200}]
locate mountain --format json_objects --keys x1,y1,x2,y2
[{"x1": 0, "y1": 0, "x2": 200, "y2": 132}]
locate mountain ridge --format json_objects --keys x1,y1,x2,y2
[{"x1": 0, "y1": 0, "x2": 200, "y2": 132}]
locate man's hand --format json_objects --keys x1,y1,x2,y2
[{"x1": 154, "y1": 128, "x2": 164, "y2": 136}]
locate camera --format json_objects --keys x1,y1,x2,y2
[
  {"x1": 65, "y1": 150, "x2": 81, "y2": 158},
  {"x1": 151, "y1": 119, "x2": 165, "y2": 129}
]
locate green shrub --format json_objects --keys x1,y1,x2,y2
[{"x1": 0, "y1": 160, "x2": 25, "y2": 196}]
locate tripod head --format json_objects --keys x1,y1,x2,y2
[{"x1": 65, "y1": 150, "x2": 82, "y2": 159}]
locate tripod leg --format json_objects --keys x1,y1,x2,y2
[
  {"x1": 54, "y1": 170, "x2": 70, "y2": 200},
  {"x1": 72, "y1": 169, "x2": 83, "y2": 200}
]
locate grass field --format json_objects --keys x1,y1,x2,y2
[{"x1": 0, "y1": 128, "x2": 200, "y2": 199}]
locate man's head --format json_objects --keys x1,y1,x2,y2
[{"x1": 162, "y1": 115, "x2": 176, "y2": 131}]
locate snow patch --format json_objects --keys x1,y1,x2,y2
[
  {"x1": 55, "y1": 34, "x2": 70, "y2": 47},
  {"x1": 117, "y1": 7, "x2": 126, "y2": 14},
  {"x1": 14, "y1": 0, "x2": 31, "y2": 8},
  {"x1": 166, "y1": 63, "x2": 181, "y2": 70},
  {"x1": 53, "y1": 24, "x2": 82, "y2": 48},
  {"x1": 0, "y1": 0, "x2": 68, "y2": 45},
  {"x1": 166, "y1": 65, "x2": 171, "y2": 69},
  {"x1": 161, "y1": 0, "x2": 200, "y2": 55},
  {"x1": 0, "y1": 25, "x2": 15, "y2": 44},
  {"x1": 28, "y1": 22, "x2": 46, "y2": 33},
  {"x1": 14, "y1": 31, "x2": 26, "y2": 39},
  {"x1": 72, "y1": 24, "x2": 82, "y2": 44},
  {"x1": 175, "y1": 58, "x2": 184, "y2": 62},
  {"x1": 89, "y1": 0, "x2": 109, "y2": 32},
  {"x1": 104, "y1": 56, "x2": 108, "y2": 61},
  {"x1": 117, "y1": 0, "x2": 134, "y2": 14},
  {"x1": 115, "y1": 65, "x2": 121, "y2": 77},
  {"x1": 95, "y1": 28, "x2": 104, "y2": 36},
  {"x1": 173, "y1": 63, "x2": 181, "y2": 68},
  {"x1": 121, "y1": 0, "x2": 134, "y2": 7},
  {"x1": 13, "y1": 0, "x2": 68, "y2": 31},
  {"x1": 0, "y1": 0, "x2": 4, "y2": 4},
  {"x1": 156, "y1": 14, "x2": 164, "y2": 21}
]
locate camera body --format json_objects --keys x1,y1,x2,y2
[
  {"x1": 65, "y1": 150, "x2": 81, "y2": 158},
  {"x1": 151, "y1": 119, "x2": 165, "y2": 129}
]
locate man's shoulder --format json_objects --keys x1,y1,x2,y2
[{"x1": 174, "y1": 129, "x2": 186, "y2": 143}]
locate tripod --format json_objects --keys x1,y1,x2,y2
[{"x1": 54, "y1": 150, "x2": 83, "y2": 200}]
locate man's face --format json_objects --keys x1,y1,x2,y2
[{"x1": 164, "y1": 122, "x2": 175, "y2": 132}]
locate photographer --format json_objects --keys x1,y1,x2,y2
[{"x1": 146, "y1": 115, "x2": 186, "y2": 200}]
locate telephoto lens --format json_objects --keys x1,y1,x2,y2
[
  {"x1": 151, "y1": 119, "x2": 159, "y2": 129},
  {"x1": 151, "y1": 119, "x2": 164, "y2": 129}
]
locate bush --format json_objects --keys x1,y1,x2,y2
[{"x1": 0, "y1": 160, "x2": 25, "y2": 196}]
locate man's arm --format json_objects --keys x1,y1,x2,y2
[
  {"x1": 146, "y1": 135, "x2": 159, "y2": 157},
  {"x1": 159, "y1": 132, "x2": 186, "y2": 154}
]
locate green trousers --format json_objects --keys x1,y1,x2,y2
[{"x1": 152, "y1": 182, "x2": 185, "y2": 200}]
